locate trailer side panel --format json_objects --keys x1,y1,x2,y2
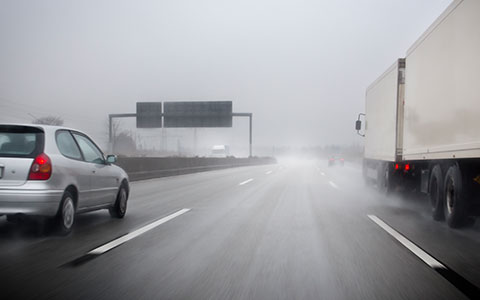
[
  {"x1": 365, "y1": 60, "x2": 403, "y2": 162},
  {"x1": 404, "y1": 0, "x2": 480, "y2": 160}
]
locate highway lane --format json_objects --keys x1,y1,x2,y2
[{"x1": 1, "y1": 161, "x2": 479, "y2": 299}]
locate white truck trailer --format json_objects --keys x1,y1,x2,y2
[{"x1": 356, "y1": 0, "x2": 480, "y2": 228}]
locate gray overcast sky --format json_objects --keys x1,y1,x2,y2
[{"x1": 0, "y1": 0, "x2": 452, "y2": 151}]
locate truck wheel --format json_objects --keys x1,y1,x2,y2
[
  {"x1": 362, "y1": 163, "x2": 370, "y2": 186},
  {"x1": 443, "y1": 164, "x2": 469, "y2": 228},
  {"x1": 364, "y1": 176, "x2": 373, "y2": 187},
  {"x1": 109, "y1": 184, "x2": 128, "y2": 218},
  {"x1": 378, "y1": 163, "x2": 393, "y2": 194},
  {"x1": 429, "y1": 165, "x2": 444, "y2": 221}
]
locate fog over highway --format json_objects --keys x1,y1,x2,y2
[
  {"x1": 1, "y1": 161, "x2": 479, "y2": 299},
  {"x1": 3, "y1": 0, "x2": 480, "y2": 299},
  {"x1": 0, "y1": 0, "x2": 452, "y2": 150}
]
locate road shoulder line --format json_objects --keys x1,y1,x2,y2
[
  {"x1": 368, "y1": 214, "x2": 480, "y2": 299},
  {"x1": 368, "y1": 214, "x2": 444, "y2": 268}
]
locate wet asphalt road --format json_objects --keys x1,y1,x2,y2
[{"x1": 1, "y1": 160, "x2": 480, "y2": 299}]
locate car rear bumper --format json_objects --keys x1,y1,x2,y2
[{"x1": 0, "y1": 189, "x2": 63, "y2": 216}]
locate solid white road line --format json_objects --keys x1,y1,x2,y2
[
  {"x1": 328, "y1": 181, "x2": 339, "y2": 189},
  {"x1": 265, "y1": 171, "x2": 273, "y2": 175},
  {"x1": 88, "y1": 208, "x2": 191, "y2": 255},
  {"x1": 239, "y1": 179, "x2": 254, "y2": 186},
  {"x1": 368, "y1": 215, "x2": 446, "y2": 269}
]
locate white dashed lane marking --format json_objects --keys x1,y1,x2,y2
[
  {"x1": 239, "y1": 179, "x2": 254, "y2": 186},
  {"x1": 328, "y1": 181, "x2": 339, "y2": 189}
]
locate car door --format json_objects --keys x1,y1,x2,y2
[
  {"x1": 72, "y1": 132, "x2": 118, "y2": 207},
  {"x1": 55, "y1": 130, "x2": 94, "y2": 209}
]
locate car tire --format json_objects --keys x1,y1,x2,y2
[
  {"x1": 109, "y1": 184, "x2": 128, "y2": 218},
  {"x1": 443, "y1": 164, "x2": 469, "y2": 228},
  {"x1": 429, "y1": 165, "x2": 444, "y2": 221},
  {"x1": 55, "y1": 191, "x2": 76, "y2": 235}
]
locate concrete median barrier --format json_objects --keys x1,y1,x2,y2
[{"x1": 116, "y1": 157, "x2": 277, "y2": 181}]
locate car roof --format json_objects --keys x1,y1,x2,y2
[{"x1": 0, "y1": 123, "x2": 79, "y2": 134}]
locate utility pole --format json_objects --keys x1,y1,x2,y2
[{"x1": 193, "y1": 128, "x2": 198, "y2": 156}]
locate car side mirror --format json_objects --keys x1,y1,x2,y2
[
  {"x1": 106, "y1": 154, "x2": 117, "y2": 164},
  {"x1": 355, "y1": 120, "x2": 362, "y2": 131}
]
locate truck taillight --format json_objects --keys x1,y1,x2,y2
[{"x1": 28, "y1": 153, "x2": 52, "y2": 180}]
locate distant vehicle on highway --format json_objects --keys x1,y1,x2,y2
[
  {"x1": 328, "y1": 155, "x2": 344, "y2": 167},
  {"x1": 0, "y1": 124, "x2": 129, "y2": 234},
  {"x1": 210, "y1": 145, "x2": 230, "y2": 158}
]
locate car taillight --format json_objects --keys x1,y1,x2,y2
[
  {"x1": 405, "y1": 164, "x2": 410, "y2": 171},
  {"x1": 28, "y1": 153, "x2": 52, "y2": 180}
]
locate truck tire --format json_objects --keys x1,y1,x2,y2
[
  {"x1": 443, "y1": 164, "x2": 469, "y2": 228},
  {"x1": 378, "y1": 163, "x2": 393, "y2": 194},
  {"x1": 429, "y1": 165, "x2": 444, "y2": 221},
  {"x1": 364, "y1": 176, "x2": 373, "y2": 187},
  {"x1": 362, "y1": 162, "x2": 371, "y2": 186}
]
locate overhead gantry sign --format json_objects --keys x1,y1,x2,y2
[{"x1": 109, "y1": 101, "x2": 253, "y2": 157}]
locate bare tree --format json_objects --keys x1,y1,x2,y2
[
  {"x1": 105, "y1": 118, "x2": 138, "y2": 155},
  {"x1": 106, "y1": 118, "x2": 120, "y2": 143},
  {"x1": 114, "y1": 131, "x2": 137, "y2": 155},
  {"x1": 32, "y1": 115, "x2": 64, "y2": 126},
  {"x1": 105, "y1": 117, "x2": 122, "y2": 153}
]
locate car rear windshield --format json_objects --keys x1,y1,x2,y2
[{"x1": 0, "y1": 125, "x2": 44, "y2": 158}]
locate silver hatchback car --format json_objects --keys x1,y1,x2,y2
[{"x1": 0, "y1": 124, "x2": 129, "y2": 234}]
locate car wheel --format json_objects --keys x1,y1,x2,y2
[
  {"x1": 443, "y1": 164, "x2": 468, "y2": 228},
  {"x1": 55, "y1": 191, "x2": 75, "y2": 235},
  {"x1": 429, "y1": 165, "x2": 444, "y2": 221},
  {"x1": 109, "y1": 184, "x2": 128, "y2": 218}
]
